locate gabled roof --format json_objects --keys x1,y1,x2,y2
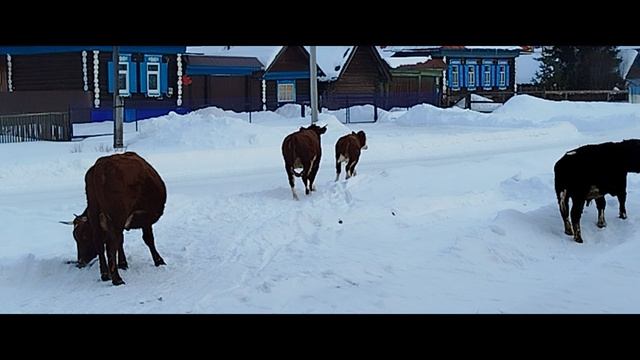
[
  {"x1": 626, "y1": 53, "x2": 640, "y2": 80},
  {"x1": 618, "y1": 48, "x2": 639, "y2": 79}
]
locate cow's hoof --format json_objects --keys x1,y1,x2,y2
[
  {"x1": 101, "y1": 273, "x2": 111, "y2": 281},
  {"x1": 620, "y1": 213, "x2": 627, "y2": 220},
  {"x1": 118, "y1": 262, "x2": 128, "y2": 270},
  {"x1": 112, "y1": 278, "x2": 125, "y2": 286},
  {"x1": 597, "y1": 222, "x2": 607, "y2": 228},
  {"x1": 574, "y1": 238, "x2": 583, "y2": 244},
  {"x1": 564, "y1": 228, "x2": 573, "y2": 236},
  {"x1": 76, "y1": 262, "x2": 87, "y2": 269},
  {"x1": 154, "y1": 258, "x2": 166, "y2": 267}
]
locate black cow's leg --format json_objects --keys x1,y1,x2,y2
[
  {"x1": 570, "y1": 199, "x2": 585, "y2": 243},
  {"x1": 595, "y1": 197, "x2": 607, "y2": 228},
  {"x1": 117, "y1": 242, "x2": 128, "y2": 270},
  {"x1": 335, "y1": 156, "x2": 342, "y2": 182},
  {"x1": 558, "y1": 190, "x2": 573, "y2": 235},
  {"x1": 107, "y1": 231, "x2": 125, "y2": 286},
  {"x1": 285, "y1": 165, "x2": 298, "y2": 200},
  {"x1": 143, "y1": 226, "x2": 166, "y2": 267},
  {"x1": 619, "y1": 191, "x2": 627, "y2": 219}
]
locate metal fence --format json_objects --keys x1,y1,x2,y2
[{"x1": 0, "y1": 112, "x2": 73, "y2": 143}]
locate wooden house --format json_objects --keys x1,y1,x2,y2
[
  {"x1": 183, "y1": 53, "x2": 264, "y2": 112},
  {"x1": 316, "y1": 46, "x2": 392, "y2": 110},
  {"x1": 0, "y1": 46, "x2": 187, "y2": 122},
  {"x1": 386, "y1": 46, "x2": 521, "y2": 106}
]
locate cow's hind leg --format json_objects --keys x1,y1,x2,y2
[
  {"x1": 143, "y1": 226, "x2": 165, "y2": 267},
  {"x1": 335, "y1": 155, "x2": 342, "y2": 182},
  {"x1": 558, "y1": 190, "x2": 573, "y2": 235},
  {"x1": 570, "y1": 198, "x2": 585, "y2": 243},
  {"x1": 346, "y1": 158, "x2": 359, "y2": 179},
  {"x1": 117, "y1": 243, "x2": 128, "y2": 270},
  {"x1": 596, "y1": 196, "x2": 607, "y2": 228},
  {"x1": 286, "y1": 165, "x2": 299, "y2": 200},
  {"x1": 309, "y1": 156, "x2": 320, "y2": 192},
  {"x1": 619, "y1": 191, "x2": 627, "y2": 219}
]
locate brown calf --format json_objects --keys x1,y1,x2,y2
[{"x1": 335, "y1": 130, "x2": 368, "y2": 181}]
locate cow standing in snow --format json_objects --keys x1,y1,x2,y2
[
  {"x1": 335, "y1": 130, "x2": 368, "y2": 181},
  {"x1": 554, "y1": 139, "x2": 640, "y2": 243},
  {"x1": 63, "y1": 152, "x2": 167, "y2": 285},
  {"x1": 281, "y1": 123, "x2": 327, "y2": 200}
]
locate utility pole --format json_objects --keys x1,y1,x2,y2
[
  {"x1": 113, "y1": 46, "x2": 124, "y2": 149},
  {"x1": 310, "y1": 46, "x2": 319, "y2": 124}
]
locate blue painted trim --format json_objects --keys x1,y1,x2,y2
[
  {"x1": 0, "y1": 46, "x2": 185, "y2": 55},
  {"x1": 448, "y1": 59, "x2": 461, "y2": 90},
  {"x1": 186, "y1": 65, "x2": 261, "y2": 76},
  {"x1": 107, "y1": 54, "x2": 133, "y2": 95},
  {"x1": 264, "y1": 71, "x2": 310, "y2": 80},
  {"x1": 160, "y1": 62, "x2": 168, "y2": 94}
]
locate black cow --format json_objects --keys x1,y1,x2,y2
[
  {"x1": 554, "y1": 139, "x2": 640, "y2": 243},
  {"x1": 281, "y1": 123, "x2": 327, "y2": 200}
]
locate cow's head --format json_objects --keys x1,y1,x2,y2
[
  {"x1": 353, "y1": 130, "x2": 368, "y2": 150},
  {"x1": 61, "y1": 210, "x2": 98, "y2": 267},
  {"x1": 304, "y1": 123, "x2": 327, "y2": 137}
]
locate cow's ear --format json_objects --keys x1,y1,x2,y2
[{"x1": 352, "y1": 131, "x2": 356, "y2": 135}]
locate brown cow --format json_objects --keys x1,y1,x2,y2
[
  {"x1": 281, "y1": 123, "x2": 327, "y2": 200},
  {"x1": 335, "y1": 130, "x2": 367, "y2": 181},
  {"x1": 67, "y1": 152, "x2": 167, "y2": 286}
]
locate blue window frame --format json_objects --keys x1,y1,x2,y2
[
  {"x1": 498, "y1": 60, "x2": 509, "y2": 90},
  {"x1": 140, "y1": 55, "x2": 163, "y2": 97},
  {"x1": 448, "y1": 59, "x2": 462, "y2": 90},
  {"x1": 108, "y1": 54, "x2": 137, "y2": 96},
  {"x1": 482, "y1": 59, "x2": 493, "y2": 89}
]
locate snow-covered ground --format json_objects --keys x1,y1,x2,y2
[{"x1": 2, "y1": 95, "x2": 640, "y2": 313}]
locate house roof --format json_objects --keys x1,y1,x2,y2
[
  {"x1": 383, "y1": 46, "x2": 522, "y2": 57},
  {"x1": 186, "y1": 46, "x2": 281, "y2": 69},
  {"x1": 618, "y1": 48, "x2": 639, "y2": 79},
  {"x1": 306, "y1": 46, "x2": 353, "y2": 81},
  {"x1": 184, "y1": 55, "x2": 263, "y2": 76},
  {"x1": 186, "y1": 55, "x2": 263, "y2": 68},
  {"x1": 626, "y1": 53, "x2": 640, "y2": 80},
  {"x1": 0, "y1": 46, "x2": 186, "y2": 55},
  {"x1": 186, "y1": 46, "x2": 391, "y2": 82}
]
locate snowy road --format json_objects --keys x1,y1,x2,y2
[{"x1": 3, "y1": 97, "x2": 640, "y2": 313}]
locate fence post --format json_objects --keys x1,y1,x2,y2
[{"x1": 374, "y1": 94, "x2": 378, "y2": 122}]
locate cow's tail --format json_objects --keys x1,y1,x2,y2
[{"x1": 286, "y1": 138, "x2": 304, "y2": 178}]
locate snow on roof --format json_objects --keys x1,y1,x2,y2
[
  {"x1": 186, "y1": 46, "x2": 281, "y2": 68},
  {"x1": 515, "y1": 48, "x2": 542, "y2": 84},
  {"x1": 382, "y1": 46, "x2": 522, "y2": 54},
  {"x1": 383, "y1": 56, "x2": 432, "y2": 68},
  {"x1": 304, "y1": 46, "x2": 353, "y2": 81},
  {"x1": 618, "y1": 48, "x2": 639, "y2": 79},
  {"x1": 464, "y1": 46, "x2": 522, "y2": 50}
]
